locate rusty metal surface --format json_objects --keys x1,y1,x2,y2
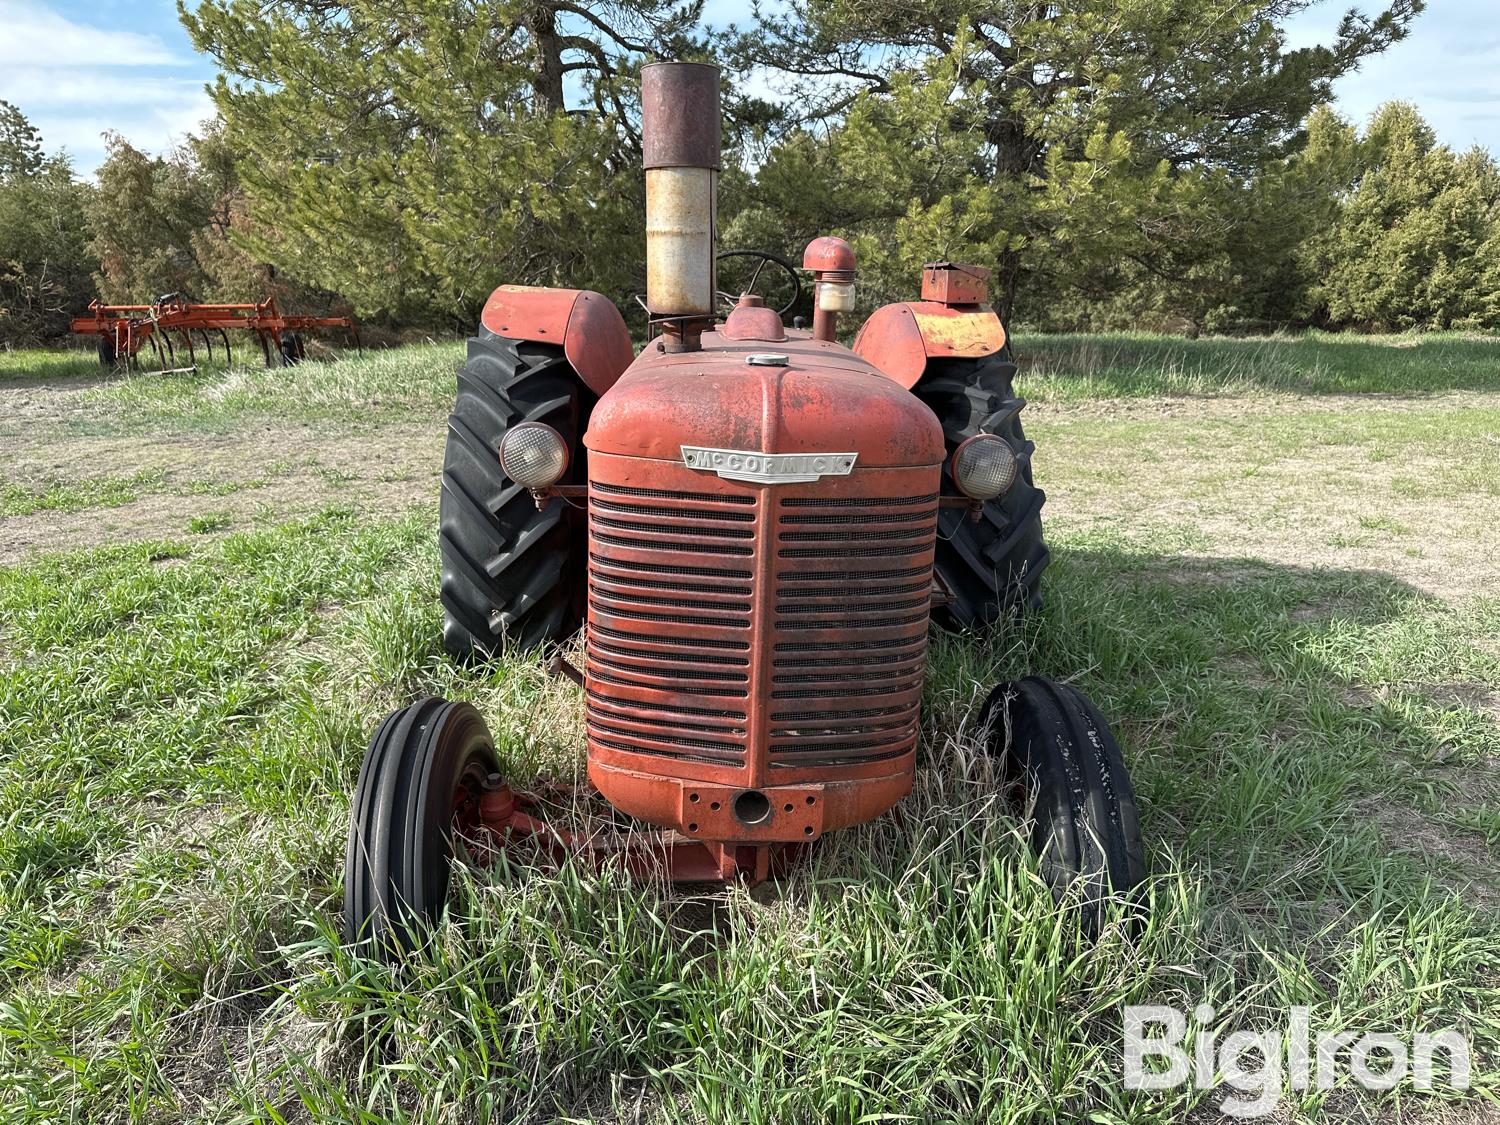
[
  {"x1": 641, "y1": 61, "x2": 722, "y2": 170},
  {"x1": 921, "y1": 262, "x2": 991, "y2": 305},
  {"x1": 852, "y1": 300, "x2": 1008, "y2": 388},
  {"x1": 472, "y1": 780, "x2": 801, "y2": 884},
  {"x1": 581, "y1": 336, "x2": 943, "y2": 846},
  {"x1": 802, "y1": 236, "x2": 856, "y2": 276},
  {"x1": 583, "y1": 448, "x2": 937, "y2": 843},
  {"x1": 719, "y1": 297, "x2": 786, "y2": 342},
  {"x1": 480, "y1": 284, "x2": 635, "y2": 397},
  {"x1": 71, "y1": 296, "x2": 354, "y2": 369},
  {"x1": 585, "y1": 333, "x2": 945, "y2": 467}
]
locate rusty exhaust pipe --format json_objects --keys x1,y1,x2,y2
[{"x1": 641, "y1": 61, "x2": 720, "y2": 353}]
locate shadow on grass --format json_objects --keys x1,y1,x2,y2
[
  {"x1": 1016, "y1": 331, "x2": 1500, "y2": 399},
  {"x1": 1001, "y1": 547, "x2": 1500, "y2": 922}
]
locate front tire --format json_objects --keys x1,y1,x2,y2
[
  {"x1": 344, "y1": 698, "x2": 500, "y2": 954},
  {"x1": 439, "y1": 329, "x2": 590, "y2": 659},
  {"x1": 915, "y1": 349, "x2": 1049, "y2": 627},
  {"x1": 980, "y1": 676, "x2": 1146, "y2": 930}
]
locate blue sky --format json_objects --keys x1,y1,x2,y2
[{"x1": 4, "y1": 0, "x2": 1496, "y2": 177}]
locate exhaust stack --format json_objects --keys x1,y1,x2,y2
[{"x1": 641, "y1": 61, "x2": 720, "y2": 353}]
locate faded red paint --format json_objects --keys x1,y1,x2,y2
[
  {"x1": 586, "y1": 331, "x2": 943, "y2": 465},
  {"x1": 470, "y1": 780, "x2": 804, "y2": 883},
  {"x1": 921, "y1": 262, "x2": 991, "y2": 305},
  {"x1": 802, "y1": 236, "x2": 856, "y2": 275},
  {"x1": 580, "y1": 332, "x2": 942, "y2": 850},
  {"x1": 71, "y1": 296, "x2": 354, "y2": 367},
  {"x1": 852, "y1": 301, "x2": 1008, "y2": 388},
  {"x1": 480, "y1": 285, "x2": 635, "y2": 397},
  {"x1": 719, "y1": 295, "x2": 787, "y2": 342}
]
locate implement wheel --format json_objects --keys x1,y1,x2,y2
[
  {"x1": 915, "y1": 348, "x2": 1049, "y2": 627},
  {"x1": 344, "y1": 698, "x2": 499, "y2": 955},
  {"x1": 980, "y1": 676, "x2": 1146, "y2": 930},
  {"x1": 439, "y1": 328, "x2": 590, "y2": 659},
  {"x1": 280, "y1": 331, "x2": 306, "y2": 366}
]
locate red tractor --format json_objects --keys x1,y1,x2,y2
[{"x1": 344, "y1": 62, "x2": 1144, "y2": 952}]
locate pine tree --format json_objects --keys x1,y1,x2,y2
[
  {"x1": 0, "y1": 104, "x2": 97, "y2": 345},
  {"x1": 179, "y1": 0, "x2": 706, "y2": 325},
  {"x1": 1305, "y1": 102, "x2": 1500, "y2": 330},
  {"x1": 728, "y1": 0, "x2": 1424, "y2": 324}
]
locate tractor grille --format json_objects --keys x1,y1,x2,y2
[
  {"x1": 585, "y1": 463, "x2": 937, "y2": 777},
  {"x1": 769, "y1": 493, "x2": 936, "y2": 769},
  {"x1": 585, "y1": 480, "x2": 755, "y2": 768}
]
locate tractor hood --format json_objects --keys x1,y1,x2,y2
[{"x1": 584, "y1": 331, "x2": 944, "y2": 469}]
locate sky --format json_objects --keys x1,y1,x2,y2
[{"x1": 3, "y1": 0, "x2": 1497, "y2": 178}]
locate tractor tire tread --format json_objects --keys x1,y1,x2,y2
[
  {"x1": 440, "y1": 329, "x2": 590, "y2": 659},
  {"x1": 915, "y1": 349, "x2": 1049, "y2": 627}
]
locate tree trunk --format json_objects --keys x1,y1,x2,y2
[{"x1": 526, "y1": 5, "x2": 565, "y2": 114}]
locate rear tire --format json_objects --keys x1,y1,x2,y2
[
  {"x1": 280, "y1": 331, "x2": 305, "y2": 366},
  {"x1": 915, "y1": 348, "x2": 1049, "y2": 627},
  {"x1": 97, "y1": 335, "x2": 117, "y2": 371},
  {"x1": 439, "y1": 329, "x2": 590, "y2": 659},
  {"x1": 980, "y1": 676, "x2": 1146, "y2": 931},
  {"x1": 344, "y1": 698, "x2": 500, "y2": 955}
]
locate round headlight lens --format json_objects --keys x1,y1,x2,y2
[
  {"x1": 498, "y1": 422, "x2": 569, "y2": 488},
  {"x1": 952, "y1": 434, "x2": 1018, "y2": 501}
]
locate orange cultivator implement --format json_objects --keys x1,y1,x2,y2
[{"x1": 71, "y1": 294, "x2": 358, "y2": 372}]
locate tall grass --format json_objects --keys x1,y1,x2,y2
[
  {"x1": 1017, "y1": 331, "x2": 1500, "y2": 399},
  {"x1": 0, "y1": 510, "x2": 1495, "y2": 1121}
]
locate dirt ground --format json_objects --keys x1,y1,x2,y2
[
  {"x1": 1, "y1": 376, "x2": 444, "y2": 563},
  {"x1": 1031, "y1": 389, "x2": 1500, "y2": 609},
  {"x1": 3, "y1": 378, "x2": 1497, "y2": 616}
]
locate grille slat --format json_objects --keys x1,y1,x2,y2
[
  {"x1": 588, "y1": 483, "x2": 756, "y2": 767},
  {"x1": 588, "y1": 474, "x2": 936, "y2": 773},
  {"x1": 767, "y1": 492, "x2": 935, "y2": 769}
]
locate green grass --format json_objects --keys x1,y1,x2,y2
[
  {"x1": 78, "y1": 344, "x2": 460, "y2": 433},
  {"x1": 1017, "y1": 330, "x2": 1500, "y2": 399},
  {"x1": 1, "y1": 470, "x2": 166, "y2": 517},
  {"x1": 0, "y1": 510, "x2": 1495, "y2": 1121},
  {"x1": 8, "y1": 328, "x2": 1500, "y2": 446},
  {"x1": 2, "y1": 332, "x2": 1498, "y2": 1121},
  {"x1": 0, "y1": 346, "x2": 103, "y2": 379}
]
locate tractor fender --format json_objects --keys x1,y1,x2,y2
[
  {"x1": 479, "y1": 285, "x2": 634, "y2": 397},
  {"x1": 852, "y1": 301, "x2": 1008, "y2": 389}
]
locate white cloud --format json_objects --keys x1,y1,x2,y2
[
  {"x1": 0, "y1": 69, "x2": 204, "y2": 109},
  {"x1": 0, "y1": 1, "x2": 184, "y2": 67},
  {"x1": 1285, "y1": 0, "x2": 1500, "y2": 154},
  {"x1": 0, "y1": 3, "x2": 214, "y2": 175}
]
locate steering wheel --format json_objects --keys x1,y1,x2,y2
[{"x1": 715, "y1": 249, "x2": 802, "y2": 317}]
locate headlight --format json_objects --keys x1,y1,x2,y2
[
  {"x1": 498, "y1": 422, "x2": 569, "y2": 488},
  {"x1": 951, "y1": 434, "x2": 1018, "y2": 501}
]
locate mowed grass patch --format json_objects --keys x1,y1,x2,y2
[
  {"x1": 1017, "y1": 330, "x2": 1500, "y2": 399},
  {"x1": 0, "y1": 510, "x2": 1496, "y2": 1121}
]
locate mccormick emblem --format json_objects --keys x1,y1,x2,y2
[{"x1": 681, "y1": 446, "x2": 858, "y2": 484}]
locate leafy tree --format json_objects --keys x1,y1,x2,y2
[
  {"x1": 1304, "y1": 102, "x2": 1500, "y2": 330},
  {"x1": 180, "y1": 0, "x2": 705, "y2": 326},
  {"x1": 0, "y1": 104, "x2": 96, "y2": 346},
  {"x1": 730, "y1": 0, "x2": 1424, "y2": 324},
  {"x1": 84, "y1": 126, "x2": 332, "y2": 314}
]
